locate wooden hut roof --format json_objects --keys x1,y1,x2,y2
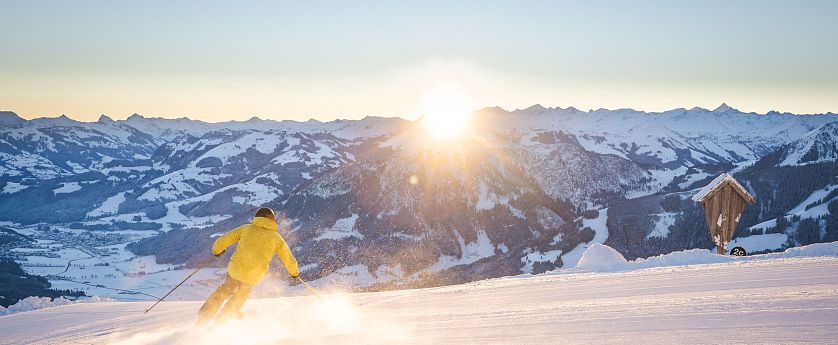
[{"x1": 691, "y1": 173, "x2": 756, "y2": 204}]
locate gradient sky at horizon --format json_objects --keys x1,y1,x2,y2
[{"x1": 1, "y1": 0, "x2": 837, "y2": 122}]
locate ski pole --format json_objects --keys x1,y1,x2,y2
[
  {"x1": 144, "y1": 262, "x2": 207, "y2": 314},
  {"x1": 297, "y1": 276, "x2": 323, "y2": 299}
]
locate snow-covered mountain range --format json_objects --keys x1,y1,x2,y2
[{"x1": 1, "y1": 105, "x2": 836, "y2": 300}]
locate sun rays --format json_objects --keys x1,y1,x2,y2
[{"x1": 419, "y1": 86, "x2": 475, "y2": 141}]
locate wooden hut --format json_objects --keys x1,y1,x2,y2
[{"x1": 692, "y1": 173, "x2": 756, "y2": 254}]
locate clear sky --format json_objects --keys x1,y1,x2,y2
[{"x1": 2, "y1": 0, "x2": 837, "y2": 122}]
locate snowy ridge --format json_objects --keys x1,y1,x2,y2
[
  {"x1": 501, "y1": 105, "x2": 834, "y2": 169},
  {"x1": 777, "y1": 121, "x2": 838, "y2": 166}
]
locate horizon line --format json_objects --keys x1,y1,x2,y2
[{"x1": 3, "y1": 102, "x2": 838, "y2": 125}]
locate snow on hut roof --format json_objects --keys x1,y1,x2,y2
[{"x1": 691, "y1": 173, "x2": 756, "y2": 204}]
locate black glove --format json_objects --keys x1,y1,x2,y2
[{"x1": 214, "y1": 250, "x2": 225, "y2": 258}]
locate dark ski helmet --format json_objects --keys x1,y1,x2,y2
[{"x1": 255, "y1": 207, "x2": 275, "y2": 220}]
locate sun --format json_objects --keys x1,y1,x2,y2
[{"x1": 420, "y1": 87, "x2": 474, "y2": 140}]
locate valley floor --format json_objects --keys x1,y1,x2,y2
[{"x1": 2, "y1": 256, "x2": 838, "y2": 344}]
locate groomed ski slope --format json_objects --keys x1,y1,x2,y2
[{"x1": 2, "y1": 245, "x2": 838, "y2": 344}]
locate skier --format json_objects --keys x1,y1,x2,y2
[{"x1": 197, "y1": 207, "x2": 299, "y2": 325}]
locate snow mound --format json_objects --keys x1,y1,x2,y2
[
  {"x1": 629, "y1": 249, "x2": 730, "y2": 270},
  {"x1": 575, "y1": 244, "x2": 628, "y2": 271},
  {"x1": 572, "y1": 242, "x2": 838, "y2": 273},
  {"x1": 765, "y1": 242, "x2": 838, "y2": 258},
  {"x1": 0, "y1": 296, "x2": 115, "y2": 317}
]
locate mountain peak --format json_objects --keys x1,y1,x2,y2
[
  {"x1": 0, "y1": 111, "x2": 26, "y2": 126},
  {"x1": 514, "y1": 104, "x2": 549, "y2": 115},
  {"x1": 713, "y1": 103, "x2": 736, "y2": 113},
  {"x1": 525, "y1": 104, "x2": 547, "y2": 112},
  {"x1": 127, "y1": 113, "x2": 145, "y2": 121},
  {"x1": 475, "y1": 106, "x2": 508, "y2": 114},
  {"x1": 97, "y1": 114, "x2": 114, "y2": 124},
  {"x1": 51, "y1": 114, "x2": 80, "y2": 125}
]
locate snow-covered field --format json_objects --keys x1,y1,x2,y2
[{"x1": 2, "y1": 244, "x2": 838, "y2": 344}]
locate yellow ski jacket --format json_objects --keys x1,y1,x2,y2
[{"x1": 212, "y1": 217, "x2": 299, "y2": 285}]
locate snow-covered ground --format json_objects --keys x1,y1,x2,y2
[{"x1": 2, "y1": 243, "x2": 838, "y2": 344}]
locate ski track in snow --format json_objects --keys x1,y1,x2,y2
[{"x1": 2, "y1": 256, "x2": 838, "y2": 344}]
